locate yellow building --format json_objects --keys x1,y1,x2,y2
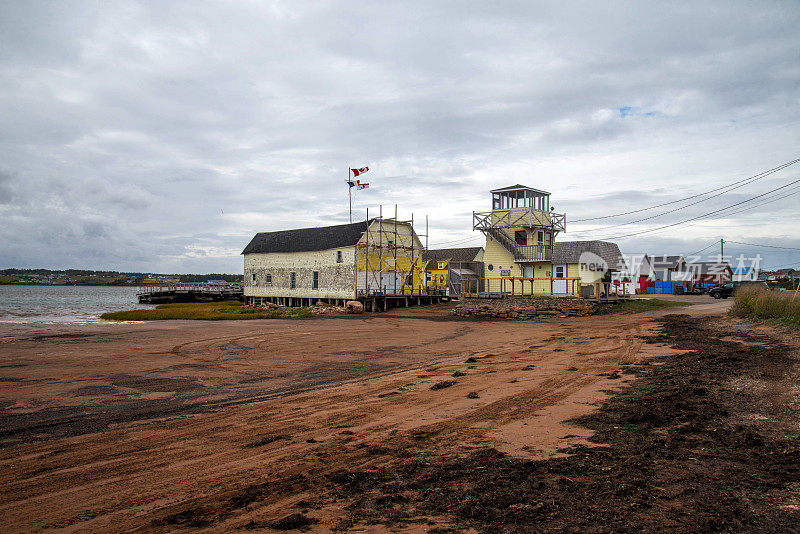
[
  {"x1": 552, "y1": 240, "x2": 625, "y2": 296},
  {"x1": 472, "y1": 184, "x2": 567, "y2": 296},
  {"x1": 422, "y1": 247, "x2": 485, "y2": 296},
  {"x1": 242, "y1": 217, "x2": 427, "y2": 307}
]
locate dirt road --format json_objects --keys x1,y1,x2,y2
[{"x1": 4, "y1": 297, "x2": 789, "y2": 532}]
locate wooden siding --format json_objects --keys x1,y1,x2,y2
[{"x1": 244, "y1": 247, "x2": 356, "y2": 299}]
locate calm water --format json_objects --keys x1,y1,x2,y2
[{"x1": 0, "y1": 285, "x2": 153, "y2": 324}]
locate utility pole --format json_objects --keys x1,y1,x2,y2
[{"x1": 720, "y1": 238, "x2": 724, "y2": 258}]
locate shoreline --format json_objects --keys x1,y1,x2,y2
[{"x1": 5, "y1": 298, "x2": 797, "y2": 531}]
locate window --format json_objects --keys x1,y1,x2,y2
[
  {"x1": 555, "y1": 265, "x2": 565, "y2": 278},
  {"x1": 265, "y1": 273, "x2": 272, "y2": 285},
  {"x1": 537, "y1": 230, "x2": 544, "y2": 244},
  {"x1": 515, "y1": 230, "x2": 527, "y2": 245},
  {"x1": 487, "y1": 264, "x2": 494, "y2": 271},
  {"x1": 290, "y1": 272, "x2": 296, "y2": 289},
  {"x1": 336, "y1": 250, "x2": 343, "y2": 263},
  {"x1": 312, "y1": 271, "x2": 319, "y2": 289},
  {"x1": 545, "y1": 232, "x2": 551, "y2": 247},
  {"x1": 251, "y1": 273, "x2": 256, "y2": 285},
  {"x1": 438, "y1": 261, "x2": 445, "y2": 270}
]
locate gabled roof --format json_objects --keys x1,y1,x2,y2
[
  {"x1": 680, "y1": 261, "x2": 732, "y2": 275},
  {"x1": 552, "y1": 241, "x2": 626, "y2": 271},
  {"x1": 423, "y1": 247, "x2": 484, "y2": 263},
  {"x1": 650, "y1": 255, "x2": 684, "y2": 269},
  {"x1": 241, "y1": 220, "x2": 371, "y2": 255},
  {"x1": 491, "y1": 184, "x2": 551, "y2": 195}
]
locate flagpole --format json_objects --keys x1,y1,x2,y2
[{"x1": 348, "y1": 168, "x2": 352, "y2": 223}]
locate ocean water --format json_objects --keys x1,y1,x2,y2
[{"x1": 0, "y1": 285, "x2": 153, "y2": 324}]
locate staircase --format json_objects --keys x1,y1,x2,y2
[{"x1": 483, "y1": 227, "x2": 550, "y2": 262}]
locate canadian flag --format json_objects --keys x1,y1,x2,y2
[
  {"x1": 356, "y1": 180, "x2": 369, "y2": 190},
  {"x1": 351, "y1": 166, "x2": 369, "y2": 177}
]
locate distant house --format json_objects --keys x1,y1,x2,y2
[
  {"x1": 650, "y1": 255, "x2": 685, "y2": 282},
  {"x1": 242, "y1": 219, "x2": 425, "y2": 306},
  {"x1": 678, "y1": 261, "x2": 732, "y2": 285},
  {"x1": 732, "y1": 265, "x2": 758, "y2": 282},
  {"x1": 422, "y1": 247, "x2": 484, "y2": 296},
  {"x1": 775, "y1": 268, "x2": 796, "y2": 280},
  {"x1": 618, "y1": 253, "x2": 655, "y2": 293},
  {"x1": 552, "y1": 240, "x2": 626, "y2": 296}
]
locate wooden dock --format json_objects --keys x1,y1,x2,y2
[{"x1": 137, "y1": 284, "x2": 243, "y2": 304}]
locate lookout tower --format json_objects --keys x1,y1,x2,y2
[{"x1": 473, "y1": 184, "x2": 566, "y2": 281}]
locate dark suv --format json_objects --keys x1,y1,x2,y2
[{"x1": 709, "y1": 280, "x2": 769, "y2": 299}]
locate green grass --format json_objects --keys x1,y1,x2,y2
[
  {"x1": 599, "y1": 298, "x2": 691, "y2": 315},
  {"x1": 101, "y1": 301, "x2": 315, "y2": 321},
  {"x1": 729, "y1": 285, "x2": 800, "y2": 326}
]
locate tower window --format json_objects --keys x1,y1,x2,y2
[{"x1": 515, "y1": 230, "x2": 527, "y2": 245}]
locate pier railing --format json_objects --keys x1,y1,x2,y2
[
  {"x1": 137, "y1": 283, "x2": 242, "y2": 296},
  {"x1": 460, "y1": 277, "x2": 627, "y2": 300}
]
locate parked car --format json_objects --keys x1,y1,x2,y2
[{"x1": 709, "y1": 280, "x2": 769, "y2": 299}]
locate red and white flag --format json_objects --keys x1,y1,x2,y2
[
  {"x1": 351, "y1": 166, "x2": 369, "y2": 177},
  {"x1": 356, "y1": 180, "x2": 369, "y2": 190}
]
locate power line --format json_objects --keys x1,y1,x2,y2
[
  {"x1": 573, "y1": 170, "x2": 798, "y2": 235},
  {"x1": 677, "y1": 185, "x2": 800, "y2": 231},
  {"x1": 570, "y1": 158, "x2": 800, "y2": 223},
  {"x1": 593, "y1": 177, "x2": 800, "y2": 240},
  {"x1": 726, "y1": 240, "x2": 800, "y2": 252},
  {"x1": 428, "y1": 235, "x2": 484, "y2": 248},
  {"x1": 686, "y1": 241, "x2": 720, "y2": 256}
]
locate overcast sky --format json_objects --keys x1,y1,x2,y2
[{"x1": 1, "y1": 1, "x2": 799, "y2": 273}]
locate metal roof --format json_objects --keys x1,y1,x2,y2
[
  {"x1": 490, "y1": 184, "x2": 551, "y2": 196},
  {"x1": 552, "y1": 240, "x2": 626, "y2": 271},
  {"x1": 241, "y1": 220, "x2": 371, "y2": 254},
  {"x1": 650, "y1": 255, "x2": 684, "y2": 269},
  {"x1": 422, "y1": 247, "x2": 484, "y2": 263}
]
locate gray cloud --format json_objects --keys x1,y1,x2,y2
[{"x1": 1, "y1": 1, "x2": 799, "y2": 272}]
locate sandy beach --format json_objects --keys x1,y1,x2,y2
[{"x1": 2, "y1": 298, "x2": 798, "y2": 531}]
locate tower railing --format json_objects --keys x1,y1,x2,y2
[
  {"x1": 473, "y1": 207, "x2": 566, "y2": 232},
  {"x1": 514, "y1": 245, "x2": 551, "y2": 261}
]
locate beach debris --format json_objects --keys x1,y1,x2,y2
[
  {"x1": 466, "y1": 391, "x2": 480, "y2": 399},
  {"x1": 452, "y1": 370, "x2": 467, "y2": 377},
  {"x1": 521, "y1": 365, "x2": 535, "y2": 371},
  {"x1": 430, "y1": 380, "x2": 456, "y2": 390},
  {"x1": 346, "y1": 301, "x2": 364, "y2": 314}
]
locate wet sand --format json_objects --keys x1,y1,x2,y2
[{"x1": 0, "y1": 299, "x2": 733, "y2": 531}]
